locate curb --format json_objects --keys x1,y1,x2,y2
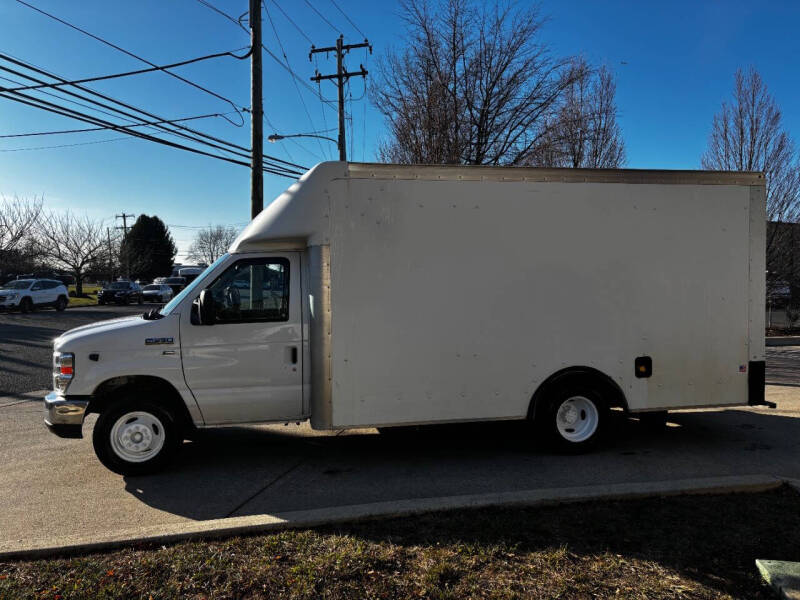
[
  {"x1": 0, "y1": 474, "x2": 783, "y2": 561},
  {"x1": 766, "y1": 336, "x2": 800, "y2": 347}
]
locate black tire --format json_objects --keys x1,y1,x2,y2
[
  {"x1": 55, "y1": 296, "x2": 67, "y2": 311},
  {"x1": 534, "y1": 377, "x2": 607, "y2": 453},
  {"x1": 122, "y1": 295, "x2": 129, "y2": 305},
  {"x1": 19, "y1": 297, "x2": 32, "y2": 313},
  {"x1": 98, "y1": 299, "x2": 106, "y2": 305},
  {"x1": 137, "y1": 294, "x2": 143, "y2": 305},
  {"x1": 92, "y1": 397, "x2": 181, "y2": 476}
]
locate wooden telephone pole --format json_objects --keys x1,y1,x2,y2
[
  {"x1": 115, "y1": 213, "x2": 134, "y2": 280},
  {"x1": 249, "y1": 0, "x2": 263, "y2": 219},
  {"x1": 310, "y1": 36, "x2": 371, "y2": 161}
]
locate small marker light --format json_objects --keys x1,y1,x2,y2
[{"x1": 635, "y1": 356, "x2": 652, "y2": 378}]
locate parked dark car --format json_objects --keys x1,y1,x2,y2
[
  {"x1": 164, "y1": 276, "x2": 187, "y2": 296},
  {"x1": 97, "y1": 280, "x2": 143, "y2": 305}
]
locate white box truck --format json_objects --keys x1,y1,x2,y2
[{"x1": 44, "y1": 162, "x2": 767, "y2": 474}]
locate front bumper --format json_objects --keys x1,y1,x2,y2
[{"x1": 44, "y1": 392, "x2": 90, "y2": 438}]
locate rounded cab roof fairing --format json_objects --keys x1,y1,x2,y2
[{"x1": 229, "y1": 161, "x2": 347, "y2": 254}]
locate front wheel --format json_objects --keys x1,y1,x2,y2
[
  {"x1": 55, "y1": 296, "x2": 67, "y2": 311},
  {"x1": 536, "y1": 380, "x2": 606, "y2": 452},
  {"x1": 93, "y1": 399, "x2": 180, "y2": 475},
  {"x1": 19, "y1": 297, "x2": 32, "y2": 313},
  {"x1": 137, "y1": 295, "x2": 143, "y2": 305}
]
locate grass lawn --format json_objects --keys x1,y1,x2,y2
[
  {"x1": 2, "y1": 486, "x2": 799, "y2": 599},
  {"x1": 66, "y1": 285, "x2": 100, "y2": 308}
]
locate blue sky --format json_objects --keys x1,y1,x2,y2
[{"x1": 1, "y1": 0, "x2": 799, "y2": 259}]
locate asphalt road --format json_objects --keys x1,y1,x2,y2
[
  {"x1": 2, "y1": 386, "x2": 800, "y2": 553},
  {"x1": 2, "y1": 308, "x2": 800, "y2": 552},
  {"x1": 0, "y1": 304, "x2": 151, "y2": 397}
]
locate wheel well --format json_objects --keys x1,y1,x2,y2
[
  {"x1": 528, "y1": 366, "x2": 628, "y2": 420},
  {"x1": 88, "y1": 375, "x2": 195, "y2": 433}
]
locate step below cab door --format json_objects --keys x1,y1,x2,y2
[{"x1": 180, "y1": 252, "x2": 303, "y2": 424}]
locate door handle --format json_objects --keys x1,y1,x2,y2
[{"x1": 290, "y1": 346, "x2": 298, "y2": 364}]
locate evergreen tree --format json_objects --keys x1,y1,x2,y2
[{"x1": 121, "y1": 215, "x2": 177, "y2": 282}]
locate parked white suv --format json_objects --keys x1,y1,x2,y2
[{"x1": 0, "y1": 278, "x2": 69, "y2": 312}]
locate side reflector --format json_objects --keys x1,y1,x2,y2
[{"x1": 635, "y1": 356, "x2": 652, "y2": 378}]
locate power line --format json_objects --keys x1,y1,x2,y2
[
  {"x1": 0, "y1": 136, "x2": 129, "y2": 152},
  {"x1": 0, "y1": 56, "x2": 252, "y2": 163},
  {"x1": 194, "y1": 0, "x2": 242, "y2": 28},
  {"x1": 0, "y1": 112, "x2": 236, "y2": 138},
  {"x1": 0, "y1": 52, "x2": 306, "y2": 172},
  {"x1": 14, "y1": 0, "x2": 247, "y2": 124},
  {"x1": 269, "y1": 0, "x2": 314, "y2": 44},
  {"x1": 0, "y1": 86, "x2": 304, "y2": 177},
  {"x1": 263, "y1": 0, "x2": 328, "y2": 160},
  {"x1": 328, "y1": 0, "x2": 367, "y2": 39},
  {"x1": 303, "y1": 0, "x2": 342, "y2": 35},
  {"x1": 1, "y1": 47, "x2": 251, "y2": 93}
]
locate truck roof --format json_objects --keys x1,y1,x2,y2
[
  {"x1": 344, "y1": 162, "x2": 764, "y2": 186},
  {"x1": 230, "y1": 161, "x2": 765, "y2": 254}
]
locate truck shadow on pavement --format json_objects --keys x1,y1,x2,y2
[{"x1": 122, "y1": 407, "x2": 800, "y2": 522}]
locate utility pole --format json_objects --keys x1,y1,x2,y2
[
  {"x1": 310, "y1": 35, "x2": 371, "y2": 162},
  {"x1": 115, "y1": 213, "x2": 134, "y2": 280},
  {"x1": 250, "y1": 0, "x2": 263, "y2": 219},
  {"x1": 106, "y1": 227, "x2": 114, "y2": 283}
]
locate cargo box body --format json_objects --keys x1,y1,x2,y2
[{"x1": 230, "y1": 162, "x2": 766, "y2": 430}]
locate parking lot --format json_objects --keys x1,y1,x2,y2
[
  {"x1": 2, "y1": 306, "x2": 800, "y2": 554},
  {"x1": 0, "y1": 304, "x2": 147, "y2": 397}
]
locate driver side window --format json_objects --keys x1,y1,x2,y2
[{"x1": 208, "y1": 257, "x2": 289, "y2": 323}]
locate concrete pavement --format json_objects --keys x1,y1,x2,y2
[{"x1": 2, "y1": 385, "x2": 800, "y2": 557}]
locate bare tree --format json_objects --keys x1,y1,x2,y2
[
  {"x1": 187, "y1": 225, "x2": 239, "y2": 265},
  {"x1": 532, "y1": 60, "x2": 625, "y2": 168},
  {"x1": 702, "y1": 67, "x2": 800, "y2": 265},
  {"x1": 0, "y1": 195, "x2": 42, "y2": 258},
  {"x1": 373, "y1": 0, "x2": 580, "y2": 166},
  {"x1": 37, "y1": 211, "x2": 108, "y2": 296}
]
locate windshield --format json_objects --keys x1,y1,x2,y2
[
  {"x1": 159, "y1": 255, "x2": 227, "y2": 316},
  {"x1": 166, "y1": 277, "x2": 185, "y2": 284},
  {"x1": 143, "y1": 285, "x2": 160, "y2": 291},
  {"x1": 2, "y1": 280, "x2": 33, "y2": 290},
  {"x1": 108, "y1": 282, "x2": 130, "y2": 290}
]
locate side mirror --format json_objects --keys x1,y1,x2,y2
[{"x1": 198, "y1": 289, "x2": 216, "y2": 325}]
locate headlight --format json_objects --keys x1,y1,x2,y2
[{"x1": 53, "y1": 352, "x2": 75, "y2": 394}]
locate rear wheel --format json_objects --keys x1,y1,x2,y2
[
  {"x1": 93, "y1": 398, "x2": 180, "y2": 475},
  {"x1": 535, "y1": 377, "x2": 607, "y2": 452},
  {"x1": 19, "y1": 297, "x2": 32, "y2": 313},
  {"x1": 55, "y1": 296, "x2": 67, "y2": 311},
  {"x1": 137, "y1": 294, "x2": 143, "y2": 305}
]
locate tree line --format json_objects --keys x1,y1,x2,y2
[{"x1": 0, "y1": 202, "x2": 238, "y2": 296}]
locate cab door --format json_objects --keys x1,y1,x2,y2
[{"x1": 179, "y1": 253, "x2": 303, "y2": 424}]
